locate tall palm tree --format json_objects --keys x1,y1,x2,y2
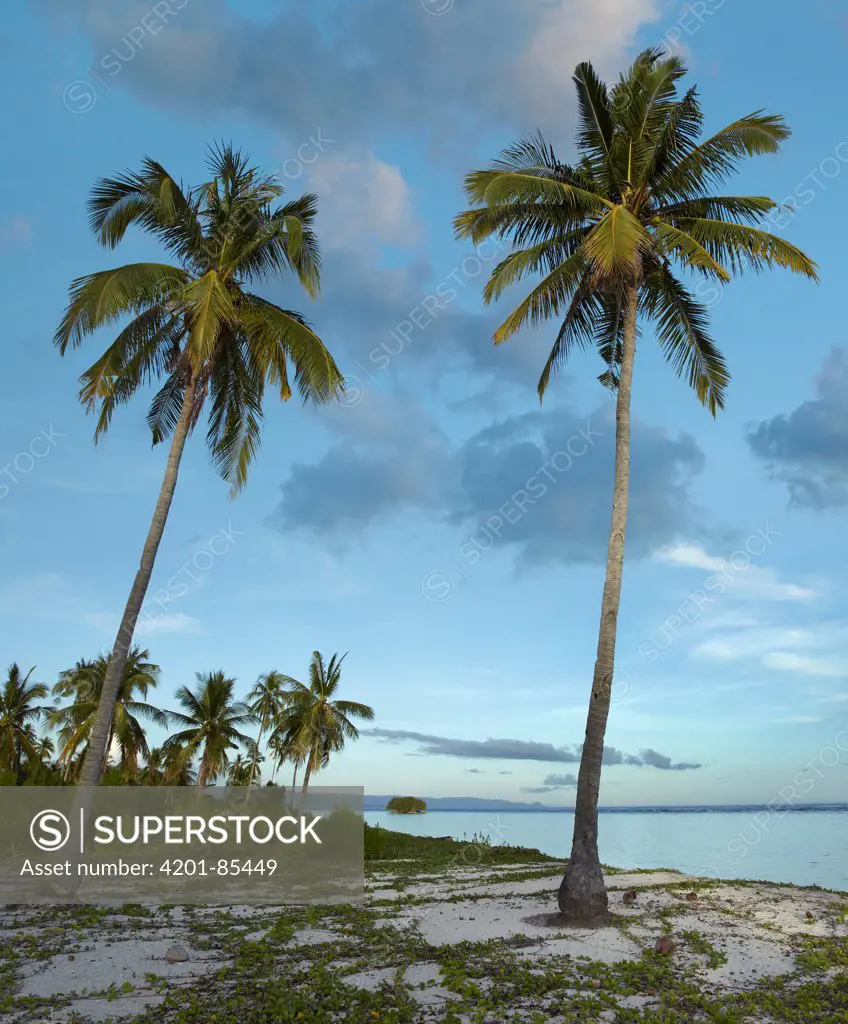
[
  {"x1": 227, "y1": 751, "x2": 262, "y2": 787},
  {"x1": 0, "y1": 665, "x2": 49, "y2": 777},
  {"x1": 454, "y1": 49, "x2": 817, "y2": 920},
  {"x1": 138, "y1": 747, "x2": 166, "y2": 786},
  {"x1": 164, "y1": 671, "x2": 256, "y2": 787},
  {"x1": 164, "y1": 745, "x2": 197, "y2": 786},
  {"x1": 247, "y1": 671, "x2": 288, "y2": 786},
  {"x1": 49, "y1": 647, "x2": 166, "y2": 781},
  {"x1": 20, "y1": 730, "x2": 61, "y2": 785},
  {"x1": 55, "y1": 144, "x2": 345, "y2": 788},
  {"x1": 31, "y1": 732, "x2": 55, "y2": 767},
  {"x1": 266, "y1": 721, "x2": 307, "y2": 803},
  {"x1": 140, "y1": 744, "x2": 197, "y2": 786},
  {"x1": 271, "y1": 652, "x2": 374, "y2": 803}
]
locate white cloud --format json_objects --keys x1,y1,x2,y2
[
  {"x1": 698, "y1": 613, "x2": 761, "y2": 631},
  {"x1": 770, "y1": 715, "x2": 825, "y2": 725},
  {"x1": 514, "y1": 0, "x2": 663, "y2": 126},
  {"x1": 307, "y1": 150, "x2": 421, "y2": 250},
  {"x1": 693, "y1": 625, "x2": 834, "y2": 662},
  {"x1": 693, "y1": 622, "x2": 848, "y2": 701},
  {"x1": 654, "y1": 542, "x2": 723, "y2": 572},
  {"x1": 88, "y1": 608, "x2": 204, "y2": 639},
  {"x1": 653, "y1": 541, "x2": 819, "y2": 601},
  {"x1": 135, "y1": 612, "x2": 204, "y2": 637},
  {"x1": 762, "y1": 652, "x2": 846, "y2": 678},
  {"x1": 712, "y1": 680, "x2": 771, "y2": 693},
  {"x1": 0, "y1": 573, "x2": 203, "y2": 641}
]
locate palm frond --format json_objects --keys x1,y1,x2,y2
[
  {"x1": 205, "y1": 333, "x2": 265, "y2": 493},
  {"x1": 464, "y1": 170, "x2": 610, "y2": 216},
  {"x1": 492, "y1": 251, "x2": 588, "y2": 342},
  {"x1": 572, "y1": 62, "x2": 616, "y2": 189},
  {"x1": 146, "y1": 368, "x2": 191, "y2": 444},
  {"x1": 182, "y1": 270, "x2": 238, "y2": 365},
  {"x1": 650, "y1": 221, "x2": 731, "y2": 280},
  {"x1": 583, "y1": 206, "x2": 650, "y2": 279},
  {"x1": 671, "y1": 218, "x2": 819, "y2": 279},
  {"x1": 536, "y1": 274, "x2": 602, "y2": 399},
  {"x1": 654, "y1": 112, "x2": 791, "y2": 200},
  {"x1": 482, "y1": 230, "x2": 589, "y2": 303},
  {"x1": 656, "y1": 195, "x2": 777, "y2": 224},
  {"x1": 642, "y1": 85, "x2": 703, "y2": 183},
  {"x1": 641, "y1": 260, "x2": 729, "y2": 413},
  {"x1": 239, "y1": 295, "x2": 344, "y2": 403},
  {"x1": 54, "y1": 264, "x2": 189, "y2": 353},
  {"x1": 88, "y1": 158, "x2": 204, "y2": 262}
]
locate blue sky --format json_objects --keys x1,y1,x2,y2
[{"x1": 2, "y1": 0, "x2": 847, "y2": 805}]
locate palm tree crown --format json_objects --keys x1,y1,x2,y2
[
  {"x1": 49, "y1": 647, "x2": 166, "y2": 780},
  {"x1": 0, "y1": 665, "x2": 49, "y2": 776},
  {"x1": 247, "y1": 670, "x2": 289, "y2": 784},
  {"x1": 454, "y1": 48, "x2": 817, "y2": 410},
  {"x1": 165, "y1": 671, "x2": 256, "y2": 787},
  {"x1": 227, "y1": 752, "x2": 262, "y2": 787},
  {"x1": 271, "y1": 651, "x2": 374, "y2": 801},
  {"x1": 55, "y1": 143, "x2": 345, "y2": 493}
]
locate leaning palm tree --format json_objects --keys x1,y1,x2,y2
[
  {"x1": 164, "y1": 671, "x2": 256, "y2": 787},
  {"x1": 55, "y1": 144, "x2": 345, "y2": 788},
  {"x1": 247, "y1": 671, "x2": 288, "y2": 786},
  {"x1": 270, "y1": 652, "x2": 374, "y2": 803},
  {"x1": 454, "y1": 49, "x2": 817, "y2": 920},
  {"x1": 49, "y1": 647, "x2": 166, "y2": 781},
  {"x1": 0, "y1": 665, "x2": 49, "y2": 777}
]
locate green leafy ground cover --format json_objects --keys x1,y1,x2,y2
[{"x1": 1, "y1": 825, "x2": 846, "y2": 1023}]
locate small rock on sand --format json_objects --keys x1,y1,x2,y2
[
  {"x1": 654, "y1": 936, "x2": 676, "y2": 956},
  {"x1": 686, "y1": 892, "x2": 698, "y2": 901},
  {"x1": 165, "y1": 944, "x2": 190, "y2": 964}
]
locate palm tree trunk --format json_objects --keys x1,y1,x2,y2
[
  {"x1": 248, "y1": 729, "x2": 263, "y2": 791},
  {"x1": 100, "y1": 722, "x2": 115, "y2": 779},
  {"x1": 300, "y1": 760, "x2": 312, "y2": 808},
  {"x1": 77, "y1": 379, "x2": 196, "y2": 789},
  {"x1": 558, "y1": 283, "x2": 638, "y2": 921}
]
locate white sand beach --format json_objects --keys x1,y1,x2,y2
[{"x1": 2, "y1": 859, "x2": 846, "y2": 1022}]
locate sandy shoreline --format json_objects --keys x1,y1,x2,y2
[{"x1": 2, "y1": 858, "x2": 846, "y2": 1022}]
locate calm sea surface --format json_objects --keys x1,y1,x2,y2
[{"x1": 365, "y1": 808, "x2": 848, "y2": 891}]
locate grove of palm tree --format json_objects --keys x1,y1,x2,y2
[
  {"x1": 268, "y1": 652, "x2": 375, "y2": 804},
  {"x1": 1, "y1": 651, "x2": 369, "y2": 794}
]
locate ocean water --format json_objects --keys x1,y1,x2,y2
[{"x1": 365, "y1": 807, "x2": 848, "y2": 891}]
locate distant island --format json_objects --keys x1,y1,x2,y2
[
  {"x1": 365, "y1": 796, "x2": 848, "y2": 814},
  {"x1": 386, "y1": 796, "x2": 427, "y2": 814},
  {"x1": 368, "y1": 795, "x2": 558, "y2": 812}
]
